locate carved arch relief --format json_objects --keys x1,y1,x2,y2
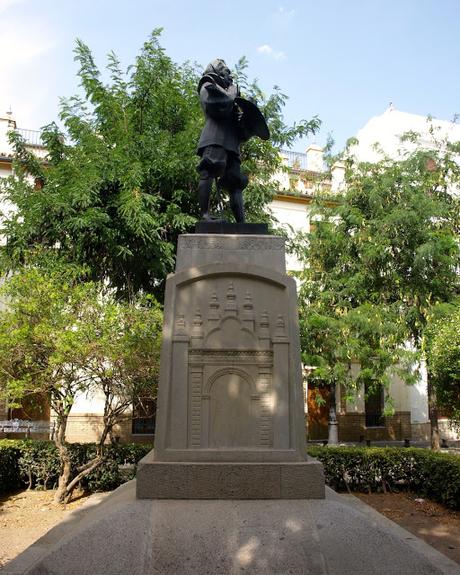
[
  {"x1": 205, "y1": 317, "x2": 256, "y2": 349},
  {"x1": 207, "y1": 368, "x2": 259, "y2": 448}
]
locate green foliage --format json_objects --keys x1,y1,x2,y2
[
  {"x1": 84, "y1": 443, "x2": 152, "y2": 492},
  {"x1": 0, "y1": 265, "x2": 162, "y2": 500},
  {"x1": 296, "y1": 135, "x2": 460, "y2": 398},
  {"x1": 0, "y1": 265, "x2": 100, "y2": 415},
  {"x1": 0, "y1": 31, "x2": 320, "y2": 300},
  {"x1": 0, "y1": 439, "x2": 23, "y2": 494},
  {"x1": 0, "y1": 440, "x2": 152, "y2": 495},
  {"x1": 308, "y1": 446, "x2": 460, "y2": 509},
  {"x1": 18, "y1": 440, "x2": 61, "y2": 490},
  {"x1": 426, "y1": 302, "x2": 460, "y2": 429},
  {"x1": 0, "y1": 266, "x2": 162, "y2": 415}
]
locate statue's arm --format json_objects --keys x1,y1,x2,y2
[{"x1": 200, "y1": 82, "x2": 236, "y2": 120}]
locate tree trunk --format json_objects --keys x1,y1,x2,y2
[
  {"x1": 54, "y1": 416, "x2": 72, "y2": 503},
  {"x1": 62, "y1": 413, "x2": 114, "y2": 502},
  {"x1": 63, "y1": 457, "x2": 102, "y2": 502},
  {"x1": 427, "y1": 375, "x2": 440, "y2": 451}
]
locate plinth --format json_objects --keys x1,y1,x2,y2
[{"x1": 136, "y1": 234, "x2": 324, "y2": 499}]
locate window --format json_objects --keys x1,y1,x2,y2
[{"x1": 132, "y1": 397, "x2": 156, "y2": 435}]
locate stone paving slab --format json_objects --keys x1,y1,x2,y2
[{"x1": 2, "y1": 481, "x2": 459, "y2": 575}]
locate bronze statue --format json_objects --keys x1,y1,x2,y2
[{"x1": 197, "y1": 59, "x2": 269, "y2": 223}]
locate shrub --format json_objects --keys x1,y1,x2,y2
[
  {"x1": 0, "y1": 440, "x2": 153, "y2": 496},
  {"x1": 308, "y1": 446, "x2": 460, "y2": 509},
  {"x1": 18, "y1": 440, "x2": 61, "y2": 489},
  {"x1": 84, "y1": 443, "x2": 152, "y2": 492},
  {"x1": 0, "y1": 439, "x2": 24, "y2": 494}
]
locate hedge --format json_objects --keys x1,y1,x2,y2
[
  {"x1": 0, "y1": 439, "x2": 23, "y2": 494},
  {"x1": 2, "y1": 442, "x2": 459, "y2": 510},
  {"x1": 308, "y1": 446, "x2": 460, "y2": 510},
  {"x1": 0, "y1": 440, "x2": 152, "y2": 495}
]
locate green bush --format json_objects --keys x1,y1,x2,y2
[
  {"x1": 18, "y1": 440, "x2": 61, "y2": 489},
  {"x1": 308, "y1": 446, "x2": 460, "y2": 509},
  {"x1": 85, "y1": 443, "x2": 152, "y2": 492},
  {"x1": 0, "y1": 439, "x2": 24, "y2": 494},
  {"x1": 0, "y1": 440, "x2": 152, "y2": 496}
]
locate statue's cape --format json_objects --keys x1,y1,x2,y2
[{"x1": 235, "y1": 97, "x2": 270, "y2": 141}]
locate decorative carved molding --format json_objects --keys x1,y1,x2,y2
[
  {"x1": 179, "y1": 236, "x2": 285, "y2": 251},
  {"x1": 224, "y1": 282, "x2": 238, "y2": 315},
  {"x1": 188, "y1": 349, "x2": 273, "y2": 358},
  {"x1": 191, "y1": 308, "x2": 204, "y2": 348},
  {"x1": 208, "y1": 292, "x2": 220, "y2": 323},
  {"x1": 274, "y1": 314, "x2": 288, "y2": 341},
  {"x1": 204, "y1": 367, "x2": 257, "y2": 396},
  {"x1": 190, "y1": 366, "x2": 203, "y2": 448},
  {"x1": 174, "y1": 314, "x2": 186, "y2": 336}
]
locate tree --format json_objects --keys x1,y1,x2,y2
[
  {"x1": 57, "y1": 291, "x2": 163, "y2": 502},
  {"x1": 296, "y1": 133, "x2": 460, "y2": 448},
  {"x1": 0, "y1": 265, "x2": 162, "y2": 502},
  {"x1": 0, "y1": 31, "x2": 320, "y2": 300},
  {"x1": 426, "y1": 302, "x2": 460, "y2": 431}
]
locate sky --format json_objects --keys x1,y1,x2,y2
[{"x1": 2, "y1": 0, "x2": 460, "y2": 153}]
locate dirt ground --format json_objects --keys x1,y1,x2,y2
[
  {"x1": 0, "y1": 489, "x2": 92, "y2": 569},
  {"x1": 0, "y1": 489, "x2": 459, "y2": 569},
  {"x1": 355, "y1": 492, "x2": 460, "y2": 565}
]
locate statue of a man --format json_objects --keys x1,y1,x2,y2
[{"x1": 196, "y1": 59, "x2": 269, "y2": 223}]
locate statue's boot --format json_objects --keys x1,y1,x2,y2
[
  {"x1": 230, "y1": 189, "x2": 245, "y2": 223},
  {"x1": 198, "y1": 174, "x2": 213, "y2": 220}
]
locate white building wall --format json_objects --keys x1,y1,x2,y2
[
  {"x1": 351, "y1": 105, "x2": 460, "y2": 163},
  {"x1": 348, "y1": 107, "x2": 460, "y2": 435},
  {"x1": 271, "y1": 198, "x2": 310, "y2": 272}
]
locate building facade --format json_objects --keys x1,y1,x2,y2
[{"x1": 1, "y1": 107, "x2": 458, "y2": 443}]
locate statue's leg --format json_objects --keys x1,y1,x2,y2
[
  {"x1": 220, "y1": 152, "x2": 248, "y2": 224},
  {"x1": 229, "y1": 190, "x2": 245, "y2": 223},
  {"x1": 197, "y1": 146, "x2": 226, "y2": 220},
  {"x1": 198, "y1": 170, "x2": 213, "y2": 220}
]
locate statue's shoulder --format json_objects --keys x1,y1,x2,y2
[{"x1": 197, "y1": 73, "x2": 220, "y2": 93}]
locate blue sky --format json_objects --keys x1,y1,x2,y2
[{"x1": 2, "y1": 0, "x2": 460, "y2": 152}]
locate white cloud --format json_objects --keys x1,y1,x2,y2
[
  {"x1": 257, "y1": 44, "x2": 273, "y2": 55},
  {"x1": 0, "y1": 0, "x2": 23, "y2": 16},
  {"x1": 257, "y1": 44, "x2": 286, "y2": 61}
]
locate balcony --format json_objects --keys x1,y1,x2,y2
[
  {"x1": 16, "y1": 128, "x2": 44, "y2": 147},
  {"x1": 280, "y1": 149, "x2": 309, "y2": 171}
]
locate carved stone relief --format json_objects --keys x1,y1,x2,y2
[{"x1": 171, "y1": 280, "x2": 289, "y2": 450}]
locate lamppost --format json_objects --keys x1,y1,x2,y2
[{"x1": 328, "y1": 380, "x2": 338, "y2": 445}]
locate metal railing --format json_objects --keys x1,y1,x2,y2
[
  {"x1": 16, "y1": 128, "x2": 44, "y2": 147},
  {"x1": 0, "y1": 418, "x2": 54, "y2": 437},
  {"x1": 280, "y1": 149, "x2": 309, "y2": 171}
]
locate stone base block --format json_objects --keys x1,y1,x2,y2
[
  {"x1": 194, "y1": 221, "x2": 269, "y2": 234},
  {"x1": 136, "y1": 450, "x2": 325, "y2": 499}
]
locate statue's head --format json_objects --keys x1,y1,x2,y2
[{"x1": 204, "y1": 59, "x2": 233, "y2": 88}]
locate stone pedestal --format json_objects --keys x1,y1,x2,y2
[{"x1": 137, "y1": 234, "x2": 324, "y2": 499}]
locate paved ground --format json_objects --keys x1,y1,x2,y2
[
  {"x1": 355, "y1": 492, "x2": 460, "y2": 565},
  {"x1": 0, "y1": 490, "x2": 96, "y2": 569},
  {"x1": 3, "y1": 481, "x2": 459, "y2": 575}
]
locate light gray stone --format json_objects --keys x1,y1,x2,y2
[
  {"x1": 136, "y1": 453, "x2": 325, "y2": 499},
  {"x1": 175, "y1": 235, "x2": 286, "y2": 272},
  {"x1": 5, "y1": 481, "x2": 459, "y2": 575},
  {"x1": 139, "y1": 233, "x2": 322, "y2": 499}
]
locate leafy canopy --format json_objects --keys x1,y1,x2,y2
[
  {"x1": 296, "y1": 132, "x2": 460, "y2": 398},
  {"x1": 426, "y1": 302, "x2": 460, "y2": 430},
  {"x1": 0, "y1": 265, "x2": 163, "y2": 419},
  {"x1": 1, "y1": 30, "x2": 320, "y2": 300}
]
